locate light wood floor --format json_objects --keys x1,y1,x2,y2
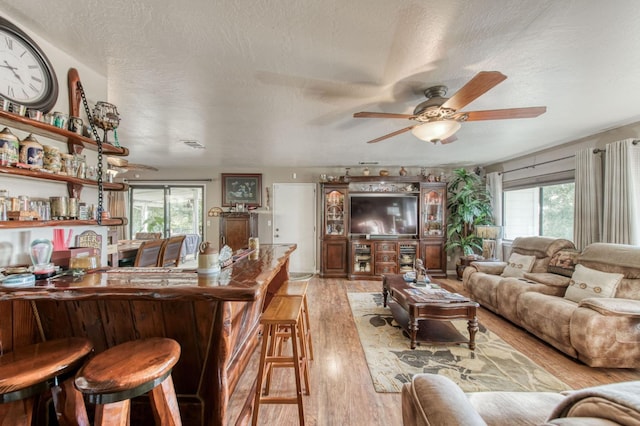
[{"x1": 228, "y1": 276, "x2": 640, "y2": 426}]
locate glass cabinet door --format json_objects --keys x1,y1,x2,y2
[
  {"x1": 324, "y1": 187, "x2": 347, "y2": 238},
  {"x1": 421, "y1": 185, "x2": 445, "y2": 237}
]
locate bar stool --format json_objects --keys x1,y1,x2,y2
[
  {"x1": 275, "y1": 280, "x2": 314, "y2": 361},
  {"x1": 74, "y1": 337, "x2": 182, "y2": 426},
  {"x1": 0, "y1": 337, "x2": 93, "y2": 426},
  {"x1": 253, "y1": 296, "x2": 309, "y2": 426}
]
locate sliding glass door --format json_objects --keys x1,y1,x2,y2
[{"x1": 129, "y1": 185, "x2": 204, "y2": 239}]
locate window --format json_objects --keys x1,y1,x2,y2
[
  {"x1": 129, "y1": 185, "x2": 204, "y2": 238},
  {"x1": 503, "y1": 182, "x2": 574, "y2": 240}
]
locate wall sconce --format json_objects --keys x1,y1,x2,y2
[{"x1": 475, "y1": 225, "x2": 502, "y2": 260}]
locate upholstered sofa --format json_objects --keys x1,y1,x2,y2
[
  {"x1": 462, "y1": 237, "x2": 640, "y2": 368},
  {"x1": 402, "y1": 373, "x2": 640, "y2": 426}
]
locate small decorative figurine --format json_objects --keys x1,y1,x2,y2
[{"x1": 414, "y1": 258, "x2": 429, "y2": 283}]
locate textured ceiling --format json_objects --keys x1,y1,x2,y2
[{"x1": 2, "y1": 0, "x2": 640, "y2": 170}]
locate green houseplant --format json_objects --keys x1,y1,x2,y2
[{"x1": 445, "y1": 168, "x2": 494, "y2": 275}]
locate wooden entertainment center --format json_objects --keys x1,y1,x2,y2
[{"x1": 320, "y1": 176, "x2": 447, "y2": 280}]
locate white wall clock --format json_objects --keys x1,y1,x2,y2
[{"x1": 0, "y1": 17, "x2": 58, "y2": 112}]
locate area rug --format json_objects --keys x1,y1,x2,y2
[{"x1": 348, "y1": 292, "x2": 570, "y2": 393}]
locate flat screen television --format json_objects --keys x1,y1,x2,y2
[{"x1": 349, "y1": 194, "x2": 418, "y2": 237}]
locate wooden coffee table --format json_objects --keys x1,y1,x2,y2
[{"x1": 382, "y1": 274, "x2": 479, "y2": 350}]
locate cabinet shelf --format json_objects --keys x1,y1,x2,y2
[
  {"x1": 0, "y1": 165, "x2": 128, "y2": 191},
  {"x1": 0, "y1": 217, "x2": 127, "y2": 229},
  {"x1": 0, "y1": 110, "x2": 129, "y2": 156}
]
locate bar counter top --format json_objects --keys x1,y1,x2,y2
[
  {"x1": 0, "y1": 244, "x2": 297, "y2": 426},
  {"x1": 0, "y1": 244, "x2": 296, "y2": 302}
]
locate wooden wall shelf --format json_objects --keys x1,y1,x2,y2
[
  {"x1": 0, "y1": 110, "x2": 128, "y2": 156},
  {"x1": 0, "y1": 217, "x2": 127, "y2": 229},
  {"x1": 0, "y1": 165, "x2": 128, "y2": 191}
]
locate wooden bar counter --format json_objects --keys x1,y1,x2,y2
[{"x1": 0, "y1": 244, "x2": 296, "y2": 426}]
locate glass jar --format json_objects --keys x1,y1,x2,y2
[
  {"x1": 53, "y1": 112, "x2": 69, "y2": 129},
  {"x1": 19, "y1": 195, "x2": 29, "y2": 211}
]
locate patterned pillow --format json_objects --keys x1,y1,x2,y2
[
  {"x1": 501, "y1": 253, "x2": 536, "y2": 278},
  {"x1": 564, "y1": 264, "x2": 623, "y2": 303},
  {"x1": 548, "y1": 249, "x2": 580, "y2": 277}
]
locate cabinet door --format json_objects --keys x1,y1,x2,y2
[
  {"x1": 321, "y1": 240, "x2": 348, "y2": 277},
  {"x1": 420, "y1": 184, "x2": 446, "y2": 238},
  {"x1": 420, "y1": 240, "x2": 446, "y2": 277},
  {"x1": 323, "y1": 184, "x2": 348, "y2": 238},
  {"x1": 220, "y1": 215, "x2": 250, "y2": 251},
  {"x1": 350, "y1": 241, "x2": 373, "y2": 277}
]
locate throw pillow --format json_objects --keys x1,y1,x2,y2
[
  {"x1": 564, "y1": 264, "x2": 623, "y2": 303},
  {"x1": 501, "y1": 253, "x2": 536, "y2": 278},
  {"x1": 548, "y1": 249, "x2": 580, "y2": 277}
]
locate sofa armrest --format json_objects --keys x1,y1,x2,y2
[
  {"x1": 402, "y1": 374, "x2": 487, "y2": 426},
  {"x1": 469, "y1": 261, "x2": 507, "y2": 275},
  {"x1": 578, "y1": 298, "x2": 640, "y2": 318},
  {"x1": 523, "y1": 272, "x2": 571, "y2": 288}
]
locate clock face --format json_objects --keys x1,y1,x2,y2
[{"x1": 0, "y1": 17, "x2": 58, "y2": 112}]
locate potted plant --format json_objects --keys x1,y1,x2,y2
[{"x1": 444, "y1": 168, "x2": 495, "y2": 279}]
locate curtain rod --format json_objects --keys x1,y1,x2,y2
[
  {"x1": 499, "y1": 155, "x2": 575, "y2": 175},
  {"x1": 593, "y1": 139, "x2": 639, "y2": 153},
  {"x1": 123, "y1": 178, "x2": 213, "y2": 182}
]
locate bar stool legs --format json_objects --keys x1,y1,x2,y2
[
  {"x1": 0, "y1": 337, "x2": 93, "y2": 426},
  {"x1": 253, "y1": 296, "x2": 308, "y2": 426},
  {"x1": 275, "y1": 280, "x2": 314, "y2": 361},
  {"x1": 74, "y1": 337, "x2": 182, "y2": 426}
]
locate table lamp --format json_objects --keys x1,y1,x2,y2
[{"x1": 475, "y1": 225, "x2": 502, "y2": 260}]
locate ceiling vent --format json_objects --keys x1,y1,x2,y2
[{"x1": 182, "y1": 140, "x2": 205, "y2": 149}]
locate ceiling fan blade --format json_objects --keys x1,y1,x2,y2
[
  {"x1": 458, "y1": 106, "x2": 547, "y2": 121},
  {"x1": 440, "y1": 135, "x2": 458, "y2": 144},
  {"x1": 366, "y1": 125, "x2": 417, "y2": 143},
  {"x1": 354, "y1": 112, "x2": 416, "y2": 119},
  {"x1": 441, "y1": 71, "x2": 507, "y2": 111},
  {"x1": 106, "y1": 156, "x2": 128, "y2": 167},
  {"x1": 127, "y1": 163, "x2": 159, "y2": 171}
]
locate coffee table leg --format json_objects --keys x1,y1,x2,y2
[
  {"x1": 467, "y1": 317, "x2": 478, "y2": 350},
  {"x1": 382, "y1": 286, "x2": 388, "y2": 307},
  {"x1": 409, "y1": 316, "x2": 418, "y2": 349}
]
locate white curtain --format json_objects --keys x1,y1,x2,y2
[
  {"x1": 108, "y1": 191, "x2": 128, "y2": 240},
  {"x1": 486, "y1": 172, "x2": 503, "y2": 260},
  {"x1": 574, "y1": 148, "x2": 602, "y2": 250},
  {"x1": 602, "y1": 139, "x2": 640, "y2": 245}
]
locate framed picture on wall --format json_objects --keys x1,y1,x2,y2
[{"x1": 221, "y1": 173, "x2": 262, "y2": 207}]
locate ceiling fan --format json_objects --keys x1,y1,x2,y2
[
  {"x1": 106, "y1": 156, "x2": 159, "y2": 174},
  {"x1": 353, "y1": 71, "x2": 546, "y2": 144}
]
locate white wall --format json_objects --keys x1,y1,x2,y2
[{"x1": 0, "y1": 12, "x2": 109, "y2": 266}]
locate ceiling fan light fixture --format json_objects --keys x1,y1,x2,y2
[{"x1": 411, "y1": 120, "x2": 461, "y2": 143}]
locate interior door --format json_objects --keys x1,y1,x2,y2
[{"x1": 272, "y1": 183, "x2": 316, "y2": 274}]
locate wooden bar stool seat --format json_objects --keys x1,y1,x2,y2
[
  {"x1": 0, "y1": 337, "x2": 93, "y2": 426},
  {"x1": 253, "y1": 296, "x2": 309, "y2": 426},
  {"x1": 275, "y1": 280, "x2": 314, "y2": 361},
  {"x1": 74, "y1": 337, "x2": 181, "y2": 426}
]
